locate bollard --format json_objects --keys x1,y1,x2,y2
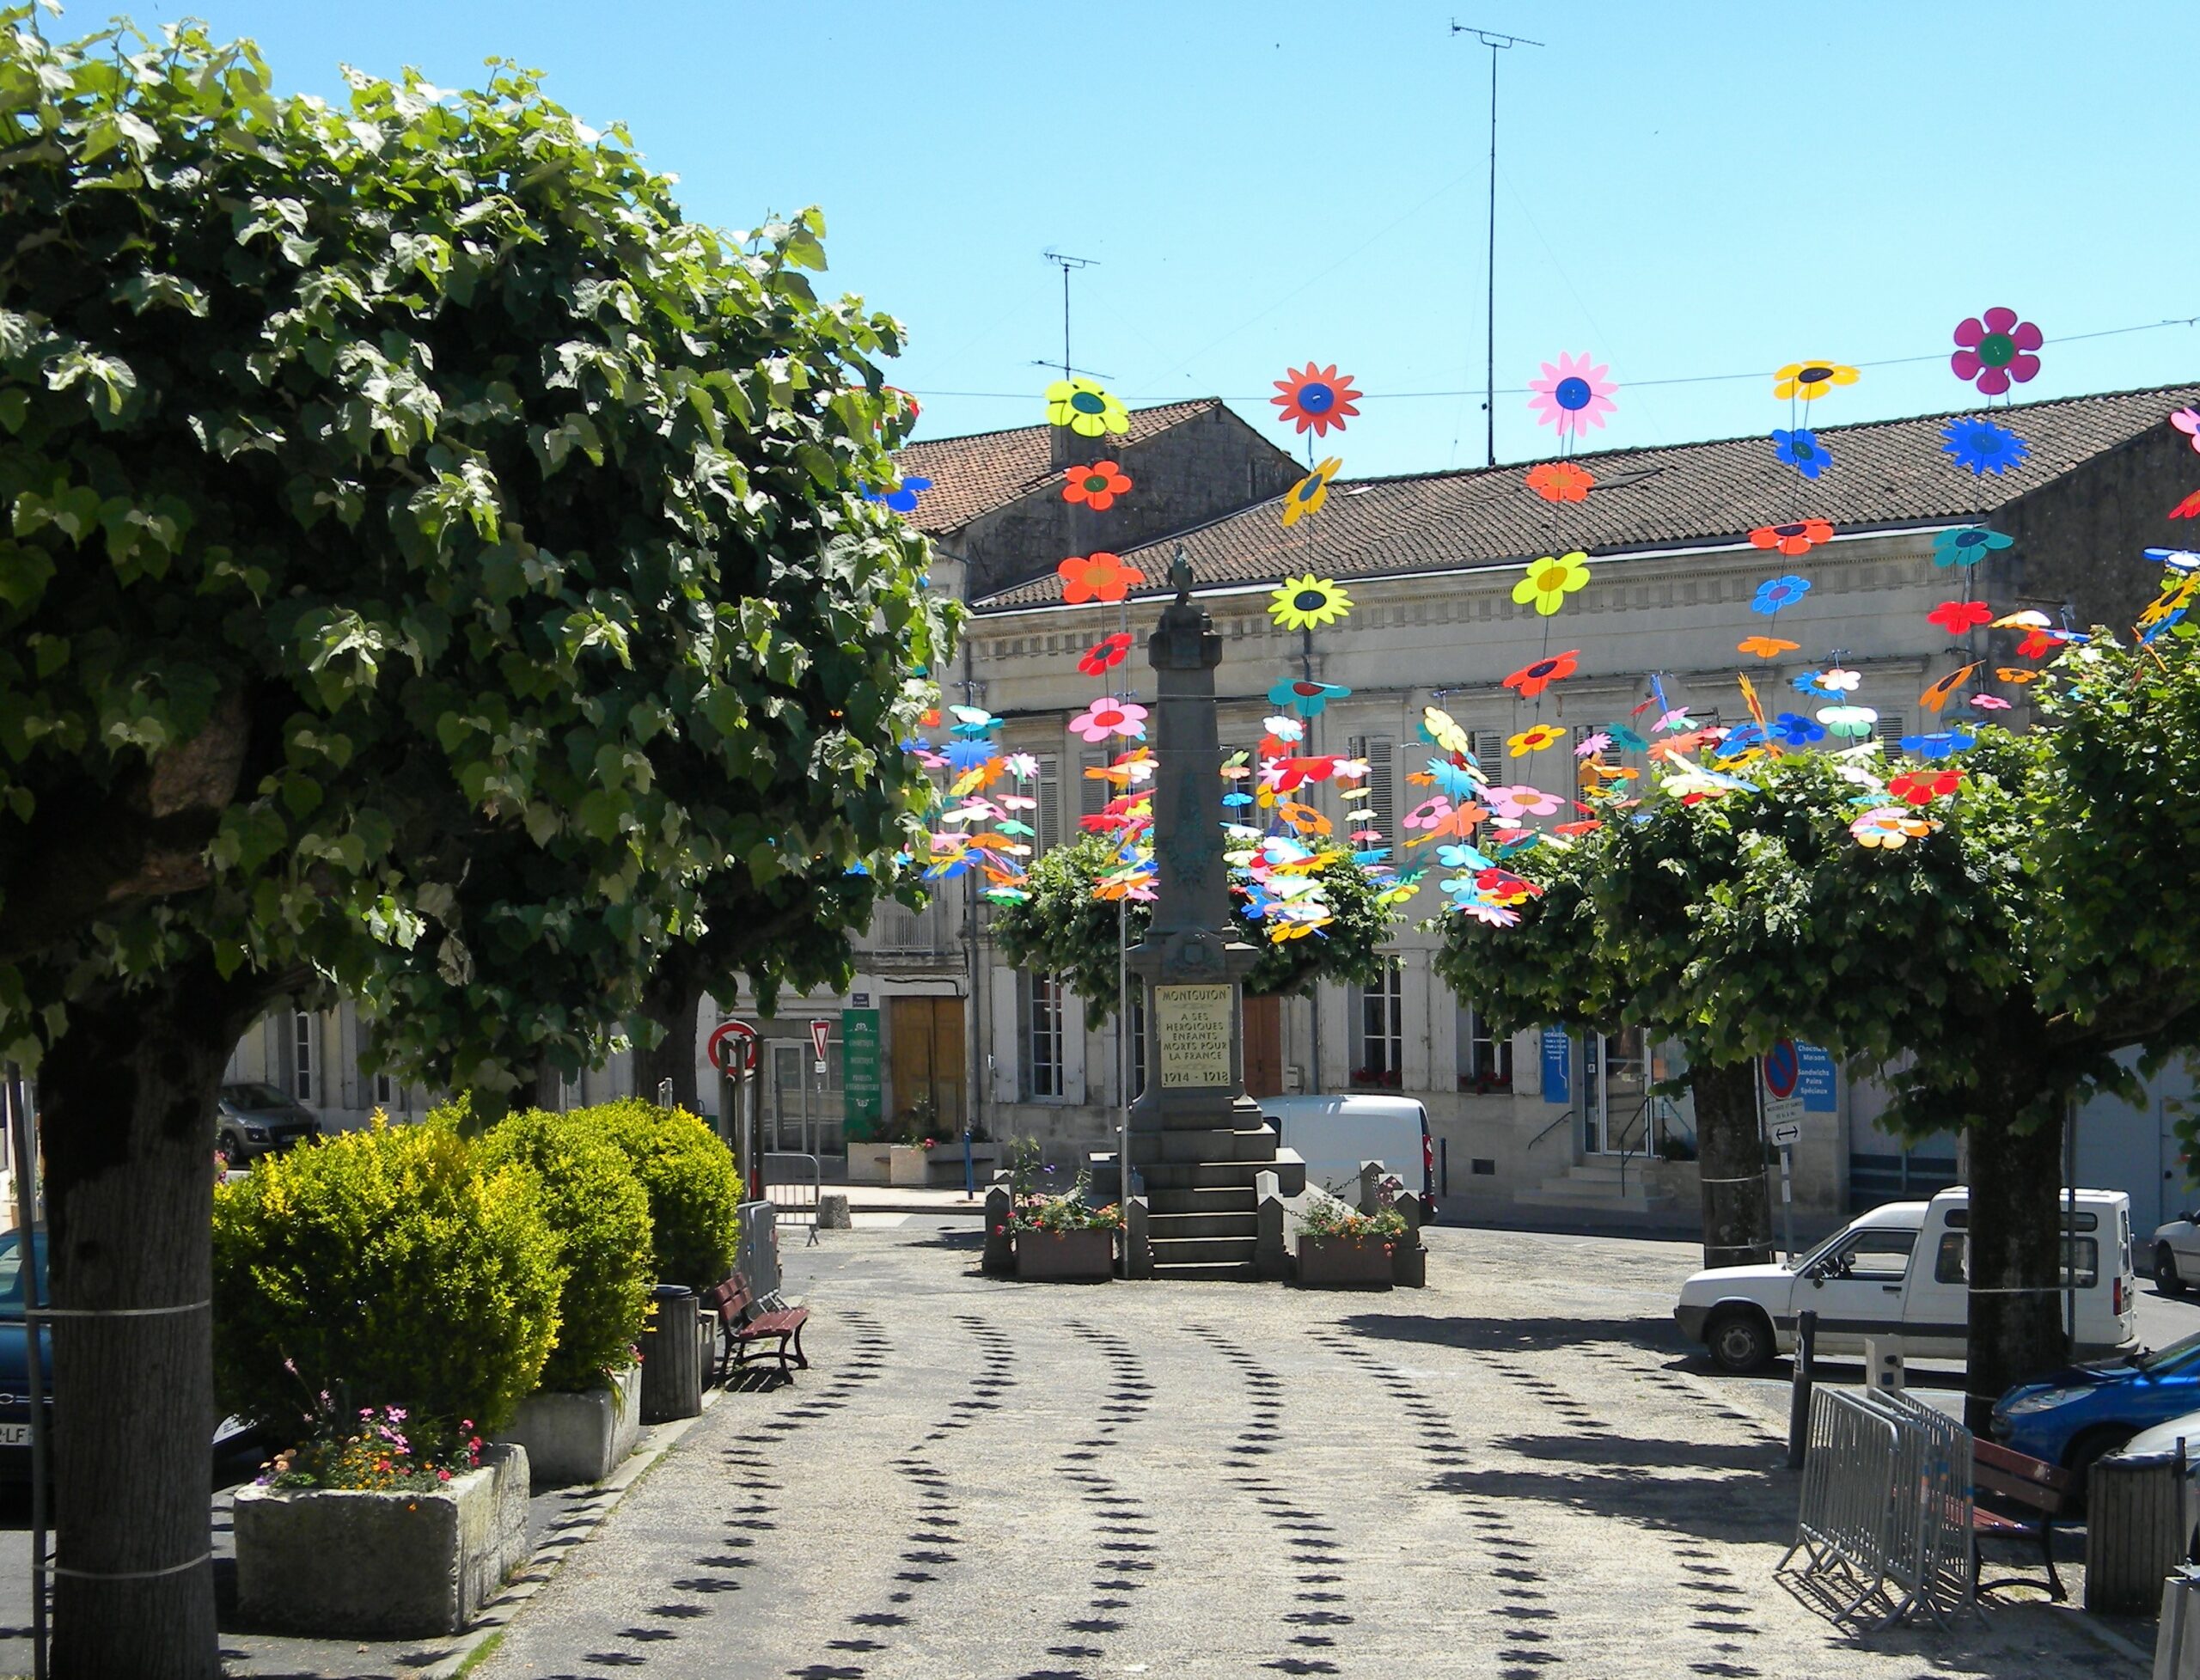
[
  {"x1": 1862, "y1": 1336, "x2": 1904, "y2": 1395},
  {"x1": 817, "y1": 1191, "x2": 852, "y2": 1231},
  {"x1": 639, "y1": 1285, "x2": 702, "y2": 1421},
  {"x1": 981, "y1": 1186, "x2": 1014, "y2": 1275},
  {"x1": 1787, "y1": 1310, "x2": 1817, "y2": 1470}
]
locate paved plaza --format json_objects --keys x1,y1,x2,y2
[{"x1": 475, "y1": 1220, "x2": 2142, "y2": 1680}]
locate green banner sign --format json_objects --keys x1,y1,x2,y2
[{"x1": 842, "y1": 1008, "x2": 883, "y2": 1139}]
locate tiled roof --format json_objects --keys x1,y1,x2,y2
[
  {"x1": 894, "y1": 398, "x2": 1225, "y2": 535},
  {"x1": 974, "y1": 382, "x2": 2200, "y2": 610}
]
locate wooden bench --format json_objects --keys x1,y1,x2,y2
[
  {"x1": 701, "y1": 1272, "x2": 810, "y2": 1382},
  {"x1": 1970, "y1": 1438, "x2": 2075, "y2": 1602}
]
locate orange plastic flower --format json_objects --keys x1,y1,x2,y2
[
  {"x1": 1747, "y1": 517, "x2": 1834, "y2": 557},
  {"x1": 1737, "y1": 635, "x2": 1800, "y2": 659},
  {"x1": 1502, "y1": 649, "x2": 1581, "y2": 699},
  {"x1": 1525, "y1": 461, "x2": 1594, "y2": 504},
  {"x1": 1062, "y1": 461, "x2": 1133, "y2": 510},
  {"x1": 1057, "y1": 552, "x2": 1143, "y2": 604},
  {"x1": 1919, "y1": 663, "x2": 1982, "y2": 714}
]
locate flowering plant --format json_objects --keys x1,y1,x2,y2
[
  {"x1": 1006, "y1": 1186, "x2": 1125, "y2": 1235},
  {"x1": 260, "y1": 1394, "x2": 482, "y2": 1493},
  {"x1": 1297, "y1": 1191, "x2": 1407, "y2": 1247}
]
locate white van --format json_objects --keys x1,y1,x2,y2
[
  {"x1": 1259, "y1": 1095, "x2": 1434, "y2": 1213},
  {"x1": 1675, "y1": 1186, "x2": 2136, "y2": 1373}
]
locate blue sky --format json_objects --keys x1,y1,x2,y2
[{"x1": 131, "y1": 0, "x2": 2200, "y2": 479}]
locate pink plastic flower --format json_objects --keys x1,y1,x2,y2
[
  {"x1": 1486, "y1": 784, "x2": 1563, "y2": 820},
  {"x1": 1526, "y1": 351, "x2": 1616, "y2": 437},
  {"x1": 1573, "y1": 731, "x2": 1611, "y2": 759},
  {"x1": 1067, "y1": 697, "x2": 1147, "y2": 743},
  {"x1": 1458, "y1": 901, "x2": 1521, "y2": 927},
  {"x1": 1969, "y1": 693, "x2": 2013, "y2": 711},
  {"x1": 2173, "y1": 409, "x2": 2200, "y2": 455},
  {"x1": 1402, "y1": 795, "x2": 1455, "y2": 831},
  {"x1": 1951, "y1": 307, "x2": 2043, "y2": 396}
]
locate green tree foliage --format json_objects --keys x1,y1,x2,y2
[
  {"x1": 992, "y1": 830, "x2": 1397, "y2": 1023},
  {"x1": 475, "y1": 1106, "x2": 654, "y2": 1393},
  {"x1": 581, "y1": 1099, "x2": 744, "y2": 1290},
  {"x1": 211, "y1": 1122, "x2": 562, "y2": 1435}
]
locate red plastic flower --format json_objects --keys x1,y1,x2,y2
[
  {"x1": 2172, "y1": 488, "x2": 2200, "y2": 520},
  {"x1": 1502, "y1": 649, "x2": 1580, "y2": 699},
  {"x1": 1525, "y1": 461, "x2": 1594, "y2": 504},
  {"x1": 1951, "y1": 307, "x2": 2044, "y2": 396},
  {"x1": 1056, "y1": 553, "x2": 1143, "y2": 604},
  {"x1": 1926, "y1": 599, "x2": 1994, "y2": 634},
  {"x1": 1271, "y1": 363, "x2": 1362, "y2": 437},
  {"x1": 1078, "y1": 632, "x2": 1133, "y2": 676},
  {"x1": 1062, "y1": 460, "x2": 1133, "y2": 510},
  {"x1": 1890, "y1": 769, "x2": 1962, "y2": 807},
  {"x1": 1748, "y1": 518, "x2": 1834, "y2": 557}
]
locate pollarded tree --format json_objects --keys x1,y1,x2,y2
[{"x1": 0, "y1": 21, "x2": 945, "y2": 1677}]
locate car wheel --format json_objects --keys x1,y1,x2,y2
[
  {"x1": 216, "y1": 1132, "x2": 244, "y2": 1170},
  {"x1": 1706, "y1": 1308, "x2": 1775, "y2": 1375},
  {"x1": 2161, "y1": 1244, "x2": 2186, "y2": 1298},
  {"x1": 2065, "y1": 1426, "x2": 2137, "y2": 1500}
]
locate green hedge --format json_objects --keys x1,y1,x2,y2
[
  {"x1": 211, "y1": 1121, "x2": 562, "y2": 1436},
  {"x1": 480, "y1": 1109, "x2": 654, "y2": 1392},
  {"x1": 578, "y1": 1099, "x2": 744, "y2": 1290}
]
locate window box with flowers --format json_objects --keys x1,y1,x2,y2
[
  {"x1": 1010, "y1": 1189, "x2": 1125, "y2": 1282},
  {"x1": 1293, "y1": 1194, "x2": 1403, "y2": 1290},
  {"x1": 1350, "y1": 1066, "x2": 1403, "y2": 1091}
]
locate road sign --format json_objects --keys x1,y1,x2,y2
[
  {"x1": 810, "y1": 1017, "x2": 832, "y2": 1074},
  {"x1": 706, "y1": 1019, "x2": 759, "y2": 1076},
  {"x1": 1763, "y1": 1040, "x2": 1801, "y2": 1103},
  {"x1": 1771, "y1": 1119, "x2": 1804, "y2": 1146},
  {"x1": 1765, "y1": 1094, "x2": 1805, "y2": 1133}
]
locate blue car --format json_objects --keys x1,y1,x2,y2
[
  {"x1": 0, "y1": 1227, "x2": 51, "y2": 1473},
  {"x1": 1995, "y1": 1329, "x2": 2200, "y2": 1475}
]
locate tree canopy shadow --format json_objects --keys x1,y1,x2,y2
[{"x1": 1335, "y1": 1312, "x2": 1690, "y2": 1357}]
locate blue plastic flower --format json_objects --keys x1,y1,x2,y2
[
  {"x1": 944, "y1": 740, "x2": 996, "y2": 773},
  {"x1": 1221, "y1": 791, "x2": 1253, "y2": 808},
  {"x1": 1718, "y1": 723, "x2": 1769, "y2": 752},
  {"x1": 865, "y1": 475, "x2": 932, "y2": 513},
  {"x1": 1791, "y1": 670, "x2": 1836, "y2": 698},
  {"x1": 2145, "y1": 547, "x2": 2200, "y2": 576},
  {"x1": 1933, "y1": 525, "x2": 2013, "y2": 567},
  {"x1": 1268, "y1": 676, "x2": 1352, "y2": 718},
  {"x1": 1424, "y1": 757, "x2": 1484, "y2": 800},
  {"x1": 1940, "y1": 418, "x2": 2029, "y2": 477},
  {"x1": 1751, "y1": 574, "x2": 1812, "y2": 615},
  {"x1": 1600, "y1": 723, "x2": 1649, "y2": 751},
  {"x1": 1434, "y1": 843, "x2": 1497, "y2": 872},
  {"x1": 1901, "y1": 730, "x2": 1977, "y2": 761},
  {"x1": 1769, "y1": 712, "x2": 1826, "y2": 748},
  {"x1": 1771, "y1": 428, "x2": 1831, "y2": 481}
]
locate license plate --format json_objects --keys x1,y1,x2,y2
[{"x1": 0, "y1": 1424, "x2": 31, "y2": 1447}]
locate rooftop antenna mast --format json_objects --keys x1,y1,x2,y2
[
  {"x1": 1038, "y1": 250, "x2": 1105, "y2": 382},
  {"x1": 1451, "y1": 21, "x2": 1542, "y2": 469}
]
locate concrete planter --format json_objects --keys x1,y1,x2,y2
[
  {"x1": 233, "y1": 1442, "x2": 529, "y2": 1638},
  {"x1": 1296, "y1": 1234, "x2": 1395, "y2": 1290},
  {"x1": 889, "y1": 1144, "x2": 995, "y2": 1188},
  {"x1": 500, "y1": 1364, "x2": 639, "y2": 1488},
  {"x1": 846, "y1": 1143, "x2": 893, "y2": 1184},
  {"x1": 1015, "y1": 1227, "x2": 1116, "y2": 1282}
]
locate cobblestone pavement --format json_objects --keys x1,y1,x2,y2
[{"x1": 477, "y1": 1220, "x2": 2141, "y2": 1680}]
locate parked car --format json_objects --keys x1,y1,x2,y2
[
  {"x1": 2149, "y1": 1208, "x2": 2200, "y2": 1295},
  {"x1": 1258, "y1": 1094, "x2": 1434, "y2": 1213},
  {"x1": 0, "y1": 1226, "x2": 50, "y2": 1472},
  {"x1": 1674, "y1": 1187, "x2": 2136, "y2": 1375},
  {"x1": 1994, "y1": 1330, "x2": 2200, "y2": 1478},
  {"x1": 215, "y1": 1082, "x2": 321, "y2": 1168}
]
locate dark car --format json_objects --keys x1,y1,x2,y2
[
  {"x1": 215, "y1": 1082, "x2": 321, "y2": 1168},
  {"x1": 0, "y1": 1227, "x2": 51, "y2": 1470}
]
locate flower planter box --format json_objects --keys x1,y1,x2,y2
[
  {"x1": 889, "y1": 1143, "x2": 995, "y2": 1188},
  {"x1": 846, "y1": 1143, "x2": 893, "y2": 1184},
  {"x1": 1391, "y1": 1244, "x2": 1427, "y2": 1289},
  {"x1": 233, "y1": 1442, "x2": 529, "y2": 1638},
  {"x1": 500, "y1": 1363, "x2": 640, "y2": 1488},
  {"x1": 1296, "y1": 1234, "x2": 1396, "y2": 1290},
  {"x1": 1015, "y1": 1227, "x2": 1117, "y2": 1282}
]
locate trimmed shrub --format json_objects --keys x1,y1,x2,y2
[
  {"x1": 211, "y1": 1120, "x2": 562, "y2": 1436},
  {"x1": 480, "y1": 1109, "x2": 655, "y2": 1392},
  {"x1": 579, "y1": 1099, "x2": 743, "y2": 1289}
]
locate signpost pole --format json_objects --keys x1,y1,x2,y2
[{"x1": 1779, "y1": 1143, "x2": 1796, "y2": 1265}]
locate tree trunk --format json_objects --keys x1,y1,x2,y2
[
  {"x1": 632, "y1": 959, "x2": 706, "y2": 1117},
  {"x1": 37, "y1": 956, "x2": 262, "y2": 1680},
  {"x1": 1692, "y1": 1059, "x2": 1774, "y2": 1269},
  {"x1": 1965, "y1": 1110, "x2": 2070, "y2": 1433}
]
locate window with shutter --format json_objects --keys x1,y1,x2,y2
[
  {"x1": 1875, "y1": 712, "x2": 1908, "y2": 748},
  {"x1": 1033, "y1": 752, "x2": 1061, "y2": 852},
  {"x1": 1346, "y1": 734, "x2": 1395, "y2": 846}
]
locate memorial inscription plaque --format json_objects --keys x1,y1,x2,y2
[{"x1": 1155, "y1": 983, "x2": 1233, "y2": 1088}]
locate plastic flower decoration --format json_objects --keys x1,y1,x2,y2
[
  {"x1": 1968, "y1": 693, "x2": 2013, "y2": 712},
  {"x1": 1456, "y1": 901, "x2": 1522, "y2": 928},
  {"x1": 2147, "y1": 547, "x2": 2200, "y2": 576},
  {"x1": 1737, "y1": 635, "x2": 1799, "y2": 659},
  {"x1": 1079, "y1": 632, "x2": 1134, "y2": 676},
  {"x1": 1526, "y1": 351, "x2": 1616, "y2": 437},
  {"x1": 1818, "y1": 667, "x2": 1861, "y2": 693},
  {"x1": 1769, "y1": 712, "x2": 1826, "y2": 748},
  {"x1": 1816, "y1": 704, "x2": 1879, "y2": 739},
  {"x1": 1749, "y1": 517, "x2": 1834, "y2": 557},
  {"x1": 1933, "y1": 526, "x2": 2013, "y2": 567},
  {"x1": 1068, "y1": 698, "x2": 1148, "y2": 743},
  {"x1": 1919, "y1": 663, "x2": 1981, "y2": 713},
  {"x1": 1046, "y1": 377, "x2": 1131, "y2": 437},
  {"x1": 1890, "y1": 769, "x2": 1963, "y2": 806},
  {"x1": 1486, "y1": 784, "x2": 1563, "y2": 820},
  {"x1": 1771, "y1": 428, "x2": 1832, "y2": 480},
  {"x1": 1940, "y1": 418, "x2": 2029, "y2": 476},
  {"x1": 1057, "y1": 553, "x2": 1143, "y2": 604},
  {"x1": 1280, "y1": 457, "x2": 1343, "y2": 528},
  {"x1": 1271, "y1": 363, "x2": 1362, "y2": 437},
  {"x1": 1512, "y1": 551, "x2": 1592, "y2": 616},
  {"x1": 1773, "y1": 362, "x2": 1860, "y2": 401},
  {"x1": 1509, "y1": 724, "x2": 1566, "y2": 757},
  {"x1": 1268, "y1": 574, "x2": 1354, "y2": 631},
  {"x1": 1751, "y1": 575, "x2": 1812, "y2": 615},
  {"x1": 1851, "y1": 807, "x2": 1934, "y2": 849},
  {"x1": 1574, "y1": 731, "x2": 1611, "y2": 759},
  {"x1": 1525, "y1": 461, "x2": 1595, "y2": 503},
  {"x1": 1926, "y1": 600, "x2": 1994, "y2": 635},
  {"x1": 1901, "y1": 730, "x2": 1976, "y2": 761},
  {"x1": 1792, "y1": 670, "x2": 1835, "y2": 698},
  {"x1": 2172, "y1": 489, "x2": 2200, "y2": 520},
  {"x1": 1951, "y1": 308, "x2": 2043, "y2": 395},
  {"x1": 1061, "y1": 461, "x2": 1133, "y2": 510},
  {"x1": 865, "y1": 475, "x2": 932, "y2": 513},
  {"x1": 1268, "y1": 677, "x2": 1351, "y2": 718},
  {"x1": 1503, "y1": 650, "x2": 1580, "y2": 699}
]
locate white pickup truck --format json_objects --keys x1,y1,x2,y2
[{"x1": 1674, "y1": 1187, "x2": 2136, "y2": 1373}]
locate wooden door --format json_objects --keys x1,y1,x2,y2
[
  {"x1": 1244, "y1": 993, "x2": 1282, "y2": 1098},
  {"x1": 889, "y1": 997, "x2": 967, "y2": 1134}
]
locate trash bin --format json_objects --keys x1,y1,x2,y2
[
  {"x1": 2087, "y1": 1448, "x2": 2189, "y2": 1615},
  {"x1": 639, "y1": 1284, "x2": 702, "y2": 1424}
]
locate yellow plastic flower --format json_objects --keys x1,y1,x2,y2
[
  {"x1": 1772, "y1": 361, "x2": 1860, "y2": 401},
  {"x1": 1512, "y1": 551, "x2": 1592, "y2": 617},
  {"x1": 1508, "y1": 724, "x2": 1566, "y2": 757},
  {"x1": 1269, "y1": 574, "x2": 1354, "y2": 631},
  {"x1": 1280, "y1": 457, "x2": 1342, "y2": 528},
  {"x1": 1045, "y1": 377, "x2": 1130, "y2": 438}
]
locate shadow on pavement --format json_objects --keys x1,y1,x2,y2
[{"x1": 1335, "y1": 1312, "x2": 1690, "y2": 1357}]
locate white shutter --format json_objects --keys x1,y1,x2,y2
[{"x1": 1348, "y1": 734, "x2": 1396, "y2": 846}]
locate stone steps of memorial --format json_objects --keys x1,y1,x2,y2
[
  {"x1": 1149, "y1": 1233, "x2": 1258, "y2": 1268},
  {"x1": 1150, "y1": 1259, "x2": 1262, "y2": 1281},
  {"x1": 1128, "y1": 1127, "x2": 1281, "y2": 1164},
  {"x1": 1145, "y1": 1184, "x2": 1257, "y2": 1216},
  {"x1": 1146, "y1": 1209, "x2": 1258, "y2": 1241}
]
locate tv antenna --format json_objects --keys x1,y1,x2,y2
[
  {"x1": 1040, "y1": 250, "x2": 1104, "y2": 382},
  {"x1": 1451, "y1": 21, "x2": 1543, "y2": 468}
]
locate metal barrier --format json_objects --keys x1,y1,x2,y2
[
  {"x1": 1861, "y1": 1387, "x2": 1977, "y2": 1626},
  {"x1": 762, "y1": 1152, "x2": 821, "y2": 1247},
  {"x1": 1783, "y1": 1388, "x2": 1904, "y2": 1621}
]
